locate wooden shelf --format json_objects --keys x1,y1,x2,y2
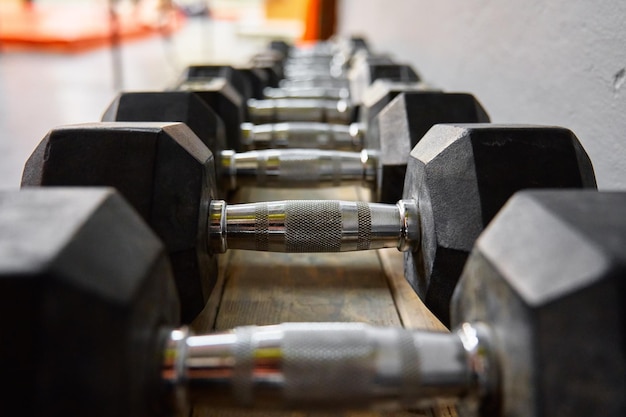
[{"x1": 191, "y1": 185, "x2": 456, "y2": 417}]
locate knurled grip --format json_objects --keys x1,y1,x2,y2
[
  {"x1": 284, "y1": 201, "x2": 343, "y2": 252},
  {"x1": 274, "y1": 155, "x2": 323, "y2": 183},
  {"x1": 209, "y1": 199, "x2": 416, "y2": 253},
  {"x1": 356, "y1": 201, "x2": 372, "y2": 250},
  {"x1": 281, "y1": 324, "x2": 387, "y2": 403},
  {"x1": 243, "y1": 200, "x2": 371, "y2": 252},
  {"x1": 254, "y1": 203, "x2": 269, "y2": 251},
  {"x1": 231, "y1": 323, "x2": 423, "y2": 408}
]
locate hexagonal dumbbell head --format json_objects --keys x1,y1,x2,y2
[
  {"x1": 268, "y1": 39, "x2": 291, "y2": 57},
  {"x1": 102, "y1": 91, "x2": 227, "y2": 159},
  {"x1": 238, "y1": 67, "x2": 271, "y2": 99},
  {"x1": 21, "y1": 122, "x2": 218, "y2": 323},
  {"x1": 404, "y1": 124, "x2": 597, "y2": 325},
  {"x1": 452, "y1": 190, "x2": 625, "y2": 416},
  {"x1": 357, "y1": 79, "x2": 429, "y2": 138},
  {"x1": 249, "y1": 50, "x2": 284, "y2": 87},
  {"x1": 179, "y1": 65, "x2": 254, "y2": 102},
  {"x1": 101, "y1": 91, "x2": 230, "y2": 196},
  {"x1": 348, "y1": 62, "x2": 419, "y2": 105},
  {"x1": 0, "y1": 188, "x2": 179, "y2": 417},
  {"x1": 176, "y1": 77, "x2": 245, "y2": 151},
  {"x1": 374, "y1": 91, "x2": 490, "y2": 203}
]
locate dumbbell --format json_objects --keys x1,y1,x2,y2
[
  {"x1": 21, "y1": 123, "x2": 596, "y2": 325},
  {"x1": 3, "y1": 187, "x2": 623, "y2": 416},
  {"x1": 240, "y1": 79, "x2": 434, "y2": 152},
  {"x1": 103, "y1": 88, "x2": 489, "y2": 204},
  {"x1": 229, "y1": 79, "x2": 434, "y2": 153}
]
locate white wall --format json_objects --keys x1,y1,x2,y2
[{"x1": 338, "y1": 0, "x2": 626, "y2": 189}]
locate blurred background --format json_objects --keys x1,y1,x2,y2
[
  {"x1": 0, "y1": 0, "x2": 317, "y2": 189},
  {"x1": 1, "y1": 0, "x2": 625, "y2": 190}
]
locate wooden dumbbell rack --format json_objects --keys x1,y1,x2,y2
[{"x1": 191, "y1": 183, "x2": 456, "y2": 417}]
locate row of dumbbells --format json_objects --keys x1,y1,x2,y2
[
  {"x1": 27, "y1": 36, "x2": 491, "y2": 325},
  {"x1": 4, "y1": 36, "x2": 625, "y2": 417}
]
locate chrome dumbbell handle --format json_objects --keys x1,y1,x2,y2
[
  {"x1": 277, "y1": 78, "x2": 351, "y2": 90},
  {"x1": 240, "y1": 122, "x2": 362, "y2": 150},
  {"x1": 247, "y1": 98, "x2": 354, "y2": 124},
  {"x1": 283, "y1": 67, "x2": 342, "y2": 79},
  {"x1": 163, "y1": 322, "x2": 495, "y2": 411},
  {"x1": 208, "y1": 199, "x2": 418, "y2": 253},
  {"x1": 262, "y1": 86, "x2": 350, "y2": 100},
  {"x1": 220, "y1": 149, "x2": 375, "y2": 190}
]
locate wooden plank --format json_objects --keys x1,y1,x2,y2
[
  {"x1": 376, "y1": 249, "x2": 448, "y2": 332},
  {"x1": 215, "y1": 250, "x2": 401, "y2": 327}
]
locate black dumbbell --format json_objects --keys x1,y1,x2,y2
[
  {"x1": 240, "y1": 79, "x2": 438, "y2": 153},
  {"x1": 3, "y1": 187, "x2": 623, "y2": 416},
  {"x1": 21, "y1": 123, "x2": 596, "y2": 325},
  {"x1": 103, "y1": 88, "x2": 489, "y2": 203}
]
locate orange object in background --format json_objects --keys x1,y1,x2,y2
[
  {"x1": 301, "y1": 0, "x2": 336, "y2": 41},
  {"x1": 264, "y1": 0, "x2": 336, "y2": 43},
  {"x1": 0, "y1": 1, "x2": 185, "y2": 53},
  {"x1": 264, "y1": 0, "x2": 309, "y2": 21}
]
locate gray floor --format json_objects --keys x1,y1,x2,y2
[{"x1": 0, "y1": 16, "x2": 274, "y2": 190}]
